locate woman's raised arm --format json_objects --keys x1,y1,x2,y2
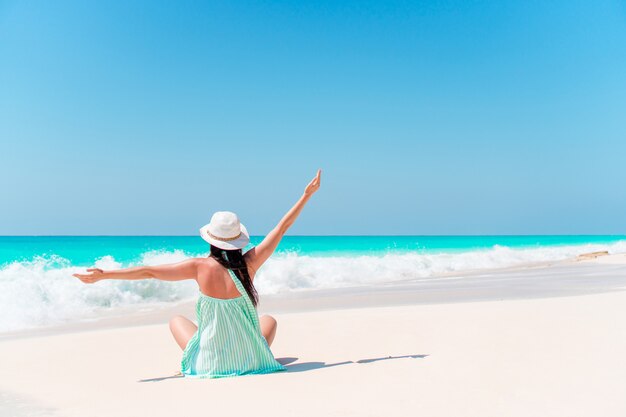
[
  {"x1": 73, "y1": 259, "x2": 199, "y2": 284},
  {"x1": 246, "y1": 169, "x2": 322, "y2": 275}
]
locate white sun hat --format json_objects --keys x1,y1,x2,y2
[{"x1": 200, "y1": 211, "x2": 250, "y2": 250}]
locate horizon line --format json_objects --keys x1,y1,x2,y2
[{"x1": 1, "y1": 234, "x2": 626, "y2": 238}]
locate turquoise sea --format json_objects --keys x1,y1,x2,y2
[
  {"x1": 1, "y1": 235, "x2": 625, "y2": 332},
  {"x1": 2, "y1": 235, "x2": 626, "y2": 266}
]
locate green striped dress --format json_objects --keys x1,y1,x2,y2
[{"x1": 181, "y1": 269, "x2": 286, "y2": 378}]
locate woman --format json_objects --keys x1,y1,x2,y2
[{"x1": 74, "y1": 169, "x2": 321, "y2": 378}]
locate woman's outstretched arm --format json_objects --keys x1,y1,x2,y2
[
  {"x1": 73, "y1": 259, "x2": 199, "y2": 284},
  {"x1": 246, "y1": 169, "x2": 322, "y2": 276}
]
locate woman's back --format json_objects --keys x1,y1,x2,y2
[{"x1": 195, "y1": 258, "x2": 253, "y2": 300}]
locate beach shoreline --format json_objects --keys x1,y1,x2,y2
[{"x1": 3, "y1": 253, "x2": 625, "y2": 341}]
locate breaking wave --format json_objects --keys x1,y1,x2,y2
[{"x1": 1, "y1": 241, "x2": 625, "y2": 332}]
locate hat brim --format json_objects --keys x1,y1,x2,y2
[{"x1": 199, "y1": 223, "x2": 250, "y2": 250}]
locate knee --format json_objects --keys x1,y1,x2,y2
[
  {"x1": 169, "y1": 315, "x2": 185, "y2": 330},
  {"x1": 261, "y1": 314, "x2": 277, "y2": 329}
]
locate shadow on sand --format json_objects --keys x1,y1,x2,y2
[
  {"x1": 283, "y1": 354, "x2": 428, "y2": 373},
  {"x1": 138, "y1": 354, "x2": 428, "y2": 382},
  {"x1": 138, "y1": 373, "x2": 184, "y2": 383}
]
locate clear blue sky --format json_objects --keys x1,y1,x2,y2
[{"x1": 1, "y1": 0, "x2": 625, "y2": 235}]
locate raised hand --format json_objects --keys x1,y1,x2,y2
[
  {"x1": 73, "y1": 268, "x2": 105, "y2": 284},
  {"x1": 304, "y1": 169, "x2": 322, "y2": 196}
]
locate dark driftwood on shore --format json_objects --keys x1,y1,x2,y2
[{"x1": 577, "y1": 251, "x2": 609, "y2": 260}]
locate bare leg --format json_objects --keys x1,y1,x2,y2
[
  {"x1": 259, "y1": 314, "x2": 278, "y2": 347},
  {"x1": 169, "y1": 315, "x2": 197, "y2": 350}
]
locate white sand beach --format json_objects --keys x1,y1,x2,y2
[{"x1": 1, "y1": 255, "x2": 626, "y2": 417}]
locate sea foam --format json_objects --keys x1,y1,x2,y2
[{"x1": 1, "y1": 241, "x2": 625, "y2": 332}]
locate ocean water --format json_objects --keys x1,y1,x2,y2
[{"x1": 1, "y1": 235, "x2": 625, "y2": 332}]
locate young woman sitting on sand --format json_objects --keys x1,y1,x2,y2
[{"x1": 74, "y1": 170, "x2": 322, "y2": 378}]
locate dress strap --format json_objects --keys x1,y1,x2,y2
[{"x1": 227, "y1": 269, "x2": 261, "y2": 328}]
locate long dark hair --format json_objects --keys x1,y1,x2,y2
[{"x1": 209, "y1": 245, "x2": 258, "y2": 307}]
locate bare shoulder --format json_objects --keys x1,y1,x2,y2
[
  {"x1": 193, "y1": 257, "x2": 219, "y2": 283},
  {"x1": 194, "y1": 257, "x2": 216, "y2": 270},
  {"x1": 193, "y1": 256, "x2": 211, "y2": 264}
]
